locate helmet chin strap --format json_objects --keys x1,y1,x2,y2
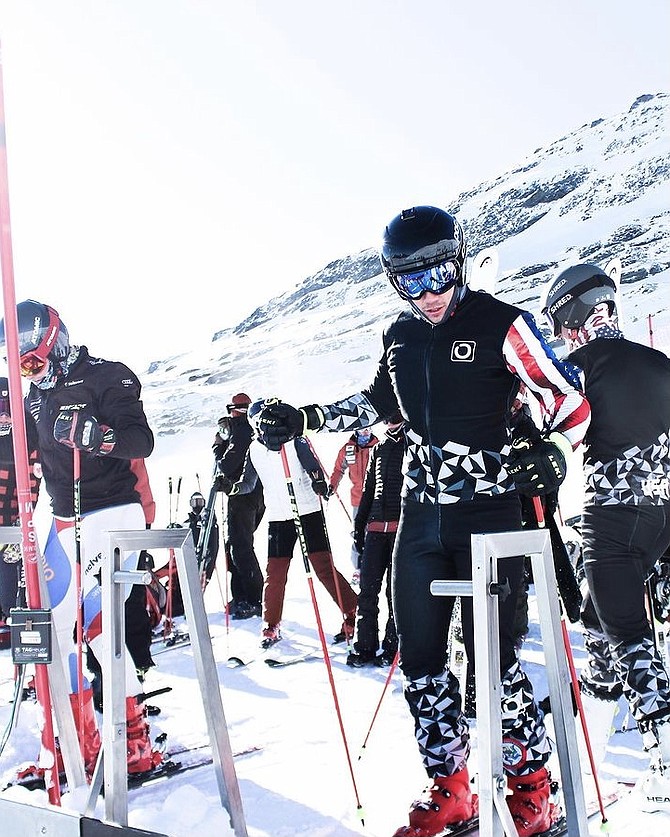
[{"x1": 409, "y1": 284, "x2": 468, "y2": 326}]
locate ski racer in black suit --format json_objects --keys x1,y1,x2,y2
[
  {"x1": 0, "y1": 299, "x2": 163, "y2": 780},
  {"x1": 543, "y1": 263, "x2": 670, "y2": 811},
  {"x1": 254, "y1": 206, "x2": 591, "y2": 837}
]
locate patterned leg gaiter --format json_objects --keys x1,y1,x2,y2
[
  {"x1": 403, "y1": 668, "x2": 469, "y2": 778},
  {"x1": 580, "y1": 629, "x2": 623, "y2": 700},
  {"x1": 501, "y1": 660, "x2": 552, "y2": 777},
  {"x1": 611, "y1": 636, "x2": 670, "y2": 734}
]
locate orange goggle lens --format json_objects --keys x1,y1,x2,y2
[{"x1": 19, "y1": 352, "x2": 49, "y2": 377}]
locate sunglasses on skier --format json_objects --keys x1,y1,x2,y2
[
  {"x1": 392, "y1": 261, "x2": 460, "y2": 301},
  {"x1": 19, "y1": 351, "x2": 50, "y2": 378}
]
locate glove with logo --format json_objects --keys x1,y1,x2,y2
[
  {"x1": 53, "y1": 410, "x2": 116, "y2": 456},
  {"x1": 310, "y1": 472, "x2": 330, "y2": 498},
  {"x1": 507, "y1": 434, "x2": 568, "y2": 496},
  {"x1": 257, "y1": 400, "x2": 324, "y2": 452}
]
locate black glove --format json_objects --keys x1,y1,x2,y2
[
  {"x1": 256, "y1": 400, "x2": 323, "y2": 451},
  {"x1": 353, "y1": 528, "x2": 365, "y2": 555},
  {"x1": 53, "y1": 410, "x2": 116, "y2": 455},
  {"x1": 311, "y1": 475, "x2": 330, "y2": 497},
  {"x1": 507, "y1": 436, "x2": 567, "y2": 496},
  {"x1": 214, "y1": 474, "x2": 233, "y2": 494}
]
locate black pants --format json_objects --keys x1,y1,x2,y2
[
  {"x1": 582, "y1": 503, "x2": 670, "y2": 645},
  {"x1": 226, "y1": 486, "x2": 265, "y2": 605},
  {"x1": 393, "y1": 494, "x2": 524, "y2": 680},
  {"x1": 355, "y1": 530, "x2": 397, "y2": 655},
  {"x1": 582, "y1": 502, "x2": 670, "y2": 724}
]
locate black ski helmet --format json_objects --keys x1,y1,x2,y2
[
  {"x1": 248, "y1": 397, "x2": 281, "y2": 446},
  {"x1": 190, "y1": 492, "x2": 206, "y2": 512},
  {"x1": 543, "y1": 264, "x2": 617, "y2": 337},
  {"x1": 380, "y1": 206, "x2": 468, "y2": 290},
  {"x1": 0, "y1": 299, "x2": 70, "y2": 365}
]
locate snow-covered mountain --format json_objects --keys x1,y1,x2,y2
[{"x1": 142, "y1": 93, "x2": 670, "y2": 436}]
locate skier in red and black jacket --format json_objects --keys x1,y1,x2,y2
[
  {"x1": 0, "y1": 299, "x2": 163, "y2": 781},
  {"x1": 254, "y1": 206, "x2": 590, "y2": 837}
]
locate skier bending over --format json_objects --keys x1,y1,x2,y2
[
  {"x1": 0, "y1": 300, "x2": 163, "y2": 779},
  {"x1": 255, "y1": 206, "x2": 590, "y2": 837},
  {"x1": 543, "y1": 263, "x2": 670, "y2": 812}
]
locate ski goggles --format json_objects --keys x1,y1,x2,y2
[
  {"x1": 19, "y1": 351, "x2": 50, "y2": 378},
  {"x1": 392, "y1": 261, "x2": 460, "y2": 301},
  {"x1": 0, "y1": 394, "x2": 10, "y2": 426}
]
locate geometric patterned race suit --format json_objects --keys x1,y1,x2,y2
[
  {"x1": 611, "y1": 636, "x2": 670, "y2": 727},
  {"x1": 404, "y1": 660, "x2": 552, "y2": 779}
]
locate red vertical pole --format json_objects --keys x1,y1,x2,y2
[{"x1": 0, "y1": 40, "x2": 61, "y2": 804}]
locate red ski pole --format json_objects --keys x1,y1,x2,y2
[
  {"x1": 279, "y1": 444, "x2": 365, "y2": 824},
  {"x1": 532, "y1": 494, "x2": 609, "y2": 825},
  {"x1": 0, "y1": 42, "x2": 61, "y2": 804}
]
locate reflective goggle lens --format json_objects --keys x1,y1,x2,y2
[
  {"x1": 394, "y1": 261, "x2": 459, "y2": 301},
  {"x1": 19, "y1": 352, "x2": 49, "y2": 377},
  {"x1": 0, "y1": 395, "x2": 10, "y2": 424}
]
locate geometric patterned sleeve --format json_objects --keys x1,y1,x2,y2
[
  {"x1": 503, "y1": 311, "x2": 591, "y2": 450},
  {"x1": 320, "y1": 392, "x2": 382, "y2": 434}
]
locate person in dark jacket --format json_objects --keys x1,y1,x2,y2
[
  {"x1": 253, "y1": 206, "x2": 590, "y2": 837},
  {"x1": 0, "y1": 378, "x2": 41, "y2": 644},
  {"x1": 544, "y1": 262, "x2": 670, "y2": 811},
  {"x1": 213, "y1": 392, "x2": 265, "y2": 619},
  {"x1": 347, "y1": 411, "x2": 404, "y2": 667},
  {"x1": 0, "y1": 300, "x2": 163, "y2": 779}
]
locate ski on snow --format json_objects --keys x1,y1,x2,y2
[
  {"x1": 128, "y1": 743, "x2": 263, "y2": 790},
  {"x1": 4, "y1": 742, "x2": 262, "y2": 793}
]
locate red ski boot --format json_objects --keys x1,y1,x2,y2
[
  {"x1": 393, "y1": 766, "x2": 477, "y2": 836},
  {"x1": 126, "y1": 697, "x2": 164, "y2": 775},
  {"x1": 506, "y1": 766, "x2": 558, "y2": 836}
]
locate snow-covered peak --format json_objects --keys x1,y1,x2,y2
[{"x1": 143, "y1": 93, "x2": 669, "y2": 435}]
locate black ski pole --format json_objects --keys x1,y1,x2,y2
[
  {"x1": 279, "y1": 444, "x2": 365, "y2": 824},
  {"x1": 174, "y1": 476, "x2": 183, "y2": 523},
  {"x1": 168, "y1": 477, "x2": 173, "y2": 526}
]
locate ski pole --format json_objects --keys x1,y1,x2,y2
[
  {"x1": 533, "y1": 497, "x2": 609, "y2": 826},
  {"x1": 560, "y1": 618, "x2": 609, "y2": 827},
  {"x1": 358, "y1": 650, "x2": 399, "y2": 758},
  {"x1": 0, "y1": 45, "x2": 61, "y2": 804},
  {"x1": 73, "y1": 446, "x2": 85, "y2": 743},
  {"x1": 216, "y1": 491, "x2": 231, "y2": 631},
  {"x1": 304, "y1": 439, "x2": 353, "y2": 635},
  {"x1": 168, "y1": 476, "x2": 173, "y2": 526},
  {"x1": 279, "y1": 444, "x2": 365, "y2": 824},
  {"x1": 173, "y1": 476, "x2": 183, "y2": 522},
  {"x1": 306, "y1": 439, "x2": 352, "y2": 523}
]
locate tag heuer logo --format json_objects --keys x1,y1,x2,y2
[{"x1": 451, "y1": 340, "x2": 476, "y2": 362}]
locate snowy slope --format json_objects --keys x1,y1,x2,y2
[{"x1": 1, "y1": 482, "x2": 668, "y2": 836}]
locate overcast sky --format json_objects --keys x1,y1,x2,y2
[{"x1": 0, "y1": 1, "x2": 668, "y2": 370}]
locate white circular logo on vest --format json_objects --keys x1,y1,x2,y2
[{"x1": 451, "y1": 340, "x2": 476, "y2": 362}]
